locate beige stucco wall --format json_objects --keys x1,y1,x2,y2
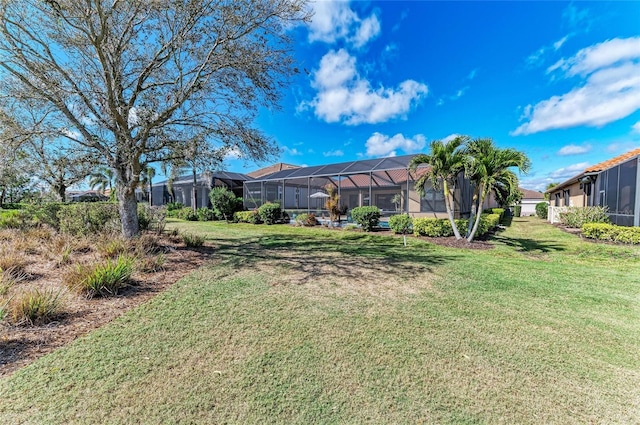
[{"x1": 549, "y1": 182, "x2": 585, "y2": 207}]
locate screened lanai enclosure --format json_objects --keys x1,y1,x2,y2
[
  {"x1": 243, "y1": 155, "x2": 474, "y2": 219},
  {"x1": 151, "y1": 171, "x2": 248, "y2": 208}
]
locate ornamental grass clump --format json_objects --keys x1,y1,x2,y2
[
  {"x1": 182, "y1": 233, "x2": 205, "y2": 247},
  {"x1": 65, "y1": 256, "x2": 135, "y2": 298},
  {"x1": 8, "y1": 288, "x2": 64, "y2": 326}
]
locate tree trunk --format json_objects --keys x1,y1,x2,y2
[
  {"x1": 467, "y1": 188, "x2": 488, "y2": 242},
  {"x1": 443, "y1": 180, "x2": 462, "y2": 239},
  {"x1": 0, "y1": 187, "x2": 5, "y2": 208},
  {"x1": 191, "y1": 168, "x2": 197, "y2": 211},
  {"x1": 148, "y1": 181, "x2": 152, "y2": 205},
  {"x1": 467, "y1": 186, "x2": 480, "y2": 237},
  {"x1": 117, "y1": 185, "x2": 140, "y2": 238},
  {"x1": 57, "y1": 184, "x2": 66, "y2": 202}
]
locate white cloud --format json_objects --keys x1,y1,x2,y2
[
  {"x1": 307, "y1": 1, "x2": 380, "y2": 48},
  {"x1": 323, "y1": 149, "x2": 344, "y2": 157},
  {"x1": 513, "y1": 37, "x2": 640, "y2": 135},
  {"x1": 557, "y1": 143, "x2": 591, "y2": 156},
  {"x1": 224, "y1": 147, "x2": 243, "y2": 160},
  {"x1": 547, "y1": 37, "x2": 640, "y2": 76},
  {"x1": 632, "y1": 121, "x2": 640, "y2": 134},
  {"x1": 352, "y1": 15, "x2": 381, "y2": 48},
  {"x1": 365, "y1": 132, "x2": 426, "y2": 157},
  {"x1": 549, "y1": 162, "x2": 589, "y2": 180},
  {"x1": 520, "y1": 176, "x2": 556, "y2": 192},
  {"x1": 283, "y1": 146, "x2": 303, "y2": 156},
  {"x1": 307, "y1": 49, "x2": 428, "y2": 125},
  {"x1": 553, "y1": 36, "x2": 569, "y2": 50},
  {"x1": 442, "y1": 133, "x2": 461, "y2": 143},
  {"x1": 526, "y1": 35, "x2": 572, "y2": 66}
]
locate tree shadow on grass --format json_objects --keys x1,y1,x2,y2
[
  {"x1": 491, "y1": 234, "x2": 566, "y2": 253},
  {"x1": 212, "y1": 233, "x2": 458, "y2": 285}
]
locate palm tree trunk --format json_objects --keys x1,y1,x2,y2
[
  {"x1": 467, "y1": 186, "x2": 488, "y2": 242},
  {"x1": 444, "y1": 180, "x2": 462, "y2": 239},
  {"x1": 467, "y1": 186, "x2": 480, "y2": 237}
]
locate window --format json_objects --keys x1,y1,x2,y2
[
  {"x1": 420, "y1": 183, "x2": 446, "y2": 212},
  {"x1": 554, "y1": 193, "x2": 560, "y2": 207},
  {"x1": 563, "y1": 189, "x2": 570, "y2": 206}
]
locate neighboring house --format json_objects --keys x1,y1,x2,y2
[
  {"x1": 546, "y1": 147, "x2": 640, "y2": 226},
  {"x1": 246, "y1": 162, "x2": 299, "y2": 179},
  {"x1": 519, "y1": 188, "x2": 545, "y2": 216},
  {"x1": 151, "y1": 171, "x2": 250, "y2": 208},
  {"x1": 66, "y1": 190, "x2": 109, "y2": 202}
]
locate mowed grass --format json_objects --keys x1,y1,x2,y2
[{"x1": 1, "y1": 217, "x2": 639, "y2": 424}]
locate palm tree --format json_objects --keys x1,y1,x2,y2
[
  {"x1": 409, "y1": 136, "x2": 469, "y2": 240},
  {"x1": 139, "y1": 166, "x2": 156, "y2": 205},
  {"x1": 465, "y1": 138, "x2": 530, "y2": 242},
  {"x1": 89, "y1": 166, "x2": 115, "y2": 195}
]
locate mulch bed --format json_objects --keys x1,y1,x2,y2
[{"x1": 0, "y1": 240, "x2": 214, "y2": 378}]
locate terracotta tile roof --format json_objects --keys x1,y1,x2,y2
[
  {"x1": 520, "y1": 188, "x2": 545, "y2": 200},
  {"x1": 247, "y1": 163, "x2": 300, "y2": 178},
  {"x1": 584, "y1": 147, "x2": 640, "y2": 172}
]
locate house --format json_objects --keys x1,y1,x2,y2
[
  {"x1": 242, "y1": 154, "x2": 476, "y2": 219},
  {"x1": 66, "y1": 190, "x2": 109, "y2": 202},
  {"x1": 151, "y1": 171, "x2": 250, "y2": 208},
  {"x1": 546, "y1": 147, "x2": 640, "y2": 226},
  {"x1": 519, "y1": 188, "x2": 545, "y2": 216}
]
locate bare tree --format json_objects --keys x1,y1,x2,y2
[{"x1": 0, "y1": 0, "x2": 309, "y2": 237}]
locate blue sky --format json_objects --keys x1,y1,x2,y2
[{"x1": 222, "y1": 0, "x2": 640, "y2": 191}]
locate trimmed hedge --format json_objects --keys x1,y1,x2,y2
[
  {"x1": 582, "y1": 223, "x2": 640, "y2": 244},
  {"x1": 351, "y1": 206, "x2": 381, "y2": 232},
  {"x1": 234, "y1": 210, "x2": 262, "y2": 224},
  {"x1": 483, "y1": 208, "x2": 505, "y2": 222},
  {"x1": 535, "y1": 202, "x2": 548, "y2": 219},
  {"x1": 413, "y1": 214, "x2": 501, "y2": 238},
  {"x1": 389, "y1": 214, "x2": 413, "y2": 234}
]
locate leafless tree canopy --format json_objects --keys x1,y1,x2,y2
[{"x1": 0, "y1": 0, "x2": 310, "y2": 236}]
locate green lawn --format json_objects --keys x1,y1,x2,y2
[{"x1": 1, "y1": 217, "x2": 639, "y2": 424}]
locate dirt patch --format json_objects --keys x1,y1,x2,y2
[{"x1": 0, "y1": 233, "x2": 213, "y2": 378}]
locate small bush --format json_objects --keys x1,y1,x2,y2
[
  {"x1": 65, "y1": 256, "x2": 135, "y2": 298},
  {"x1": 389, "y1": 214, "x2": 413, "y2": 234},
  {"x1": 295, "y1": 213, "x2": 318, "y2": 227},
  {"x1": 9, "y1": 288, "x2": 64, "y2": 326},
  {"x1": 57, "y1": 203, "x2": 120, "y2": 235},
  {"x1": 582, "y1": 223, "x2": 640, "y2": 244},
  {"x1": 483, "y1": 208, "x2": 505, "y2": 222},
  {"x1": 0, "y1": 210, "x2": 25, "y2": 229},
  {"x1": 536, "y1": 202, "x2": 549, "y2": 219},
  {"x1": 196, "y1": 208, "x2": 216, "y2": 221},
  {"x1": 137, "y1": 203, "x2": 154, "y2": 230},
  {"x1": 560, "y1": 206, "x2": 610, "y2": 228},
  {"x1": 182, "y1": 233, "x2": 205, "y2": 247},
  {"x1": 24, "y1": 202, "x2": 65, "y2": 229},
  {"x1": 209, "y1": 187, "x2": 243, "y2": 221},
  {"x1": 258, "y1": 202, "x2": 282, "y2": 225},
  {"x1": 351, "y1": 206, "x2": 381, "y2": 232},
  {"x1": 174, "y1": 207, "x2": 198, "y2": 221},
  {"x1": 137, "y1": 253, "x2": 166, "y2": 273},
  {"x1": 413, "y1": 218, "x2": 454, "y2": 237},
  {"x1": 166, "y1": 202, "x2": 184, "y2": 211},
  {"x1": 234, "y1": 211, "x2": 252, "y2": 223}
]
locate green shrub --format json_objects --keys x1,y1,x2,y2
[
  {"x1": 24, "y1": 202, "x2": 65, "y2": 229},
  {"x1": 65, "y1": 256, "x2": 135, "y2": 298},
  {"x1": 535, "y1": 202, "x2": 548, "y2": 219},
  {"x1": 582, "y1": 223, "x2": 640, "y2": 244},
  {"x1": 295, "y1": 213, "x2": 318, "y2": 227},
  {"x1": 137, "y1": 203, "x2": 153, "y2": 230},
  {"x1": 560, "y1": 206, "x2": 610, "y2": 228},
  {"x1": 174, "y1": 207, "x2": 198, "y2": 221},
  {"x1": 166, "y1": 202, "x2": 184, "y2": 211},
  {"x1": 57, "y1": 203, "x2": 120, "y2": 235},
  {"x1": 234, "y1": 211, "x2": 253, "y2": 223},
  {"x1": 413, "y1": 218, "x2": 453, "y2": 237},
  {"x1": 9, "y1": 288, "x2": 64, "y2": 325},
  {"x1": 389, "y1": 214, "x2": 413, "y2": 234},
  {"x1": 182, "y1": 233, "x2": 205, "y2": 247},
  {"x1": 196, "y1": 208, "x2": 216, "y2": 221},
  {"x1": 209, "y1": 187, "x2": 243, "y2": 221},
  {"x1": 483, "y1": 208, "x2": 505, "y2": 222},
  {"x1": 513, "y1": 205, "x2": 521, "y2": 217},
  {"x1": 351, "y1": 206, "x2": 381, "y2": 232},
  {"x1": 478, "y1": 213, "x2": 501, "y2": 235},
  {"x1": 0, "y1": 209, "x2": 29, "y2": 229},
  {"x1": 258, "y1": 202, "x2": 282, "y2": 225}
]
